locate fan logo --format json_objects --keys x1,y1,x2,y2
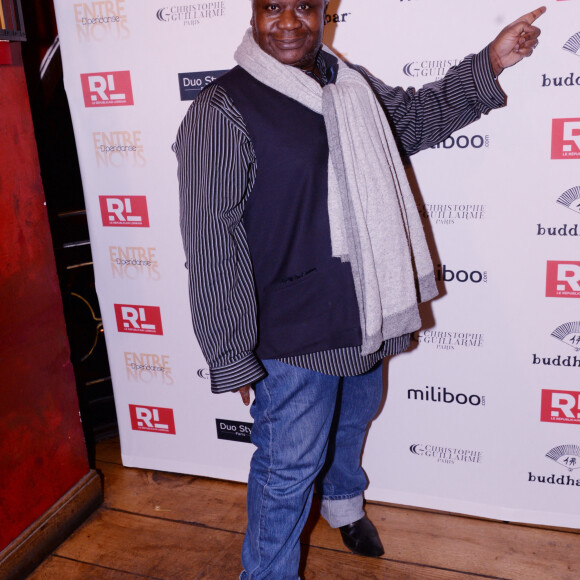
[
  {"x1": 110, "y1": 246, "x2": 159, "y2": 280},
  {"x1": 114, "y1": 304, "x2": 163, "y2": 335},
  {"x1": 74, "y1": 0, "x2": 129, "y2": 42},
  {"x1": 557, "y1": 186, "x2": 580, "y2": 214},
  {"x1": 552, "y1": 118, "x2": 580, "y2": 159},
  {"x1": 546, "y1": 261, "x2": 580, "y2": 297},
  {"x1": 541, "y1": 390, "x2": 580, "y2": 425},
  {"x1": 156, "y1": 2, "x2": 225, "y2": 26},
  {"x1": 125, "y1": 352, "x2": 173, "y2": 385},
  {"x1": 563, "y1": 32, "x2": 580, "y2": 56},
  {"x1": 552, "y1": 322, "x2": 580, "y2": 351},
  {"x1": 81, "y1": 71, "x2": 133, "y2": 107},
  {"x1": 129, "y1": 405, "x2": 175, "y2": 434},
  {"x1": 99, "y1": 196, "x2": 149, "y2": 227},
  {"x1": 93, "y1": 131, "x2": 145, "y2": 168},
  {"x1": 409, "y1": 444, "x2": 482, "y2": 465},
  {"x1": 528, "y1": 445, "x2": 580, "y2": 487},
  {"x1": 178, "y1": 70, "x2": 228, "y2": 101},
  {"x1": 216, "y1": 419, "x2": 252, "y2": 443}
]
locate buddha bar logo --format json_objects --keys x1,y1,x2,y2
[
  {"x1": 557, "y1": 186, "x2": 580, "y2": 214},
  {"x1": 528, "y1": 445, "x2": 580, "y2": 487},
  {"x1": 563, "y1": 32, "x2": 580, "y2": 56}
]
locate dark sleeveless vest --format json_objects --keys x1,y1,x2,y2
[{"x1": 216, "y1": 66, "x2": 362, "y2": 359}]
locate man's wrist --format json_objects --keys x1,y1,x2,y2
[{"x1": 209, "y1": 353, "x2": 266, "y2": 394}]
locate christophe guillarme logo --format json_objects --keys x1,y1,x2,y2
[
  {"x1": 532, "y1": 322, "x2": 580, "y2": 368},
  {"x1": 413, "y1": 329, "x2": 484, "y2": 351},
  {"x1": 178, "y1": 70, "x2": 228, "y2": 101},
  {"x1": 419, "y1": 203, "x2": 486, "y2": 226},
  {"x1": 74, "y1": 0, "x2": 129, "y2": 42},
  {"x1": 403, "y1": 59, "x2": 461, "y2": 81},
  {"x1": 110, "y1": 246, "x2": 160, "y2": 281},
  {"x1": 563, "y1": 32, "x2": 580, "y2": 57},
  {"x1": 409, "y1": 443, "x2": 482, "y2": 465},
  {"x1": 156, "y1": 2, "x2": 225, "y2": 26},
  {"x1": 93, "y1": 130, "x2": 145, "y2": 168},
  {"x1": 528, "y1": 445, "x2": 580, "y2": 488},
  {"x1": 125, "y1": 352, "x2": 173, "y2": 385}
]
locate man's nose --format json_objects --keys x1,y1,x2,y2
[{"x1": 278, "y1": 9, "x2": 301, "y2": 30}]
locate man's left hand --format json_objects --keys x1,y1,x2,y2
[{"x1": 489, "y1": 6, "x2": 546, "y2": 77}]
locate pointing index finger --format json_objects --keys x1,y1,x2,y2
[{"x1": 521, "y1": 6, "x2": 547, "y2": 25}]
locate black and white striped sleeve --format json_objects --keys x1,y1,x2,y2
[
  {"x1": 175, "y1": 84, "x2": 266, "y2": 394},
  {"x1": 354, "y1": 45, "x2": 506, "y2": 156}
]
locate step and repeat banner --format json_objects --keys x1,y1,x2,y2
[{"x1": 53, "y1": 0, "x2": 579, "y2": 528}]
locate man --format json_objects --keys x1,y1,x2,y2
[{"x1": 175, "y1": 2, "x2": 545, "y2": 578}]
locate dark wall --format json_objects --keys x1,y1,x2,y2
[{"x1": 0, "y1": 43, "x2": 90, "y2": 550}]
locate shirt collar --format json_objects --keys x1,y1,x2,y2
[{"x1": 302, "y1": 49, "x2": 338, "y2": 87}]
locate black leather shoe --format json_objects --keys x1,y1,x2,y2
[{"x1": 339, "y1": 515, "x2": 385, "y2": 558}]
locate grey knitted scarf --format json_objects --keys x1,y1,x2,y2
[{"x1": 235, "y1": 29, "x2": 437, "y2": 355}]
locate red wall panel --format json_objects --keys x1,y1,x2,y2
[{"x1": 0, "y1": 43, "x2": 89, "y2": 550}]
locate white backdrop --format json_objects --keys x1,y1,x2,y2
[{"x1": 54, "y1": 0, "x2": 580, "y2": 528}]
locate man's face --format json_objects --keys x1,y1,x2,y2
[{"x1": 251, "y1": 1, "x2": 328, "y2": 70}]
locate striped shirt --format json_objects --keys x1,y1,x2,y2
[{"x1": 175, "y1": 46, "x2": 505, "y2": 394}]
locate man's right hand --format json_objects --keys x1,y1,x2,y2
[{"x1": 235, "y1": 385, "x2": 252, "y2": 406}]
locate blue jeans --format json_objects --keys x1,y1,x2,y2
[{"x1": 240, "y1": 359, "x2": 384, "y2": 580}]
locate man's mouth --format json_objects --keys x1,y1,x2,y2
[{"x1": 273, "y1": 36, "x2": 307, "y2": 49}]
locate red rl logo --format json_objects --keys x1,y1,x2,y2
[
  {"x1": 99, "y1": 196, "x2": 149, "y2": 227},
  {"x1": 541, "y1": 390, "x2": 580, "y2": 425},
  {"x1": 129, "y1": 405, "x2": 176, "y2": 434},
  {"x1": 552, "y1": 119, "x2": 580, "y2": 159},
  {"x1": 114, "y1": 305, "x2": 163, "y2": 335},
  {"x1": 81, "y1": 71, "x2": 134, "y2": 107},
  {"x1": 546, "y1": 261, "x2": 580, "y2": 298}
]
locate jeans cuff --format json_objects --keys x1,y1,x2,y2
[{"x1": 320, "y1": 494, "x2": 365, "y2": 528}]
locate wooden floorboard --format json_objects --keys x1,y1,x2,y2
[{"x1": 26, "y1": 438, "x2": 580, "y2": 579}]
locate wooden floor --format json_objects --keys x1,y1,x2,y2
[{"x1": 29, "y1": 438, "x2": 579, "y2": 580}]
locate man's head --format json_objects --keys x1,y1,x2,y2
[{"x1": 251, "y1": 1, "x2": 329, "y2": 71}]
